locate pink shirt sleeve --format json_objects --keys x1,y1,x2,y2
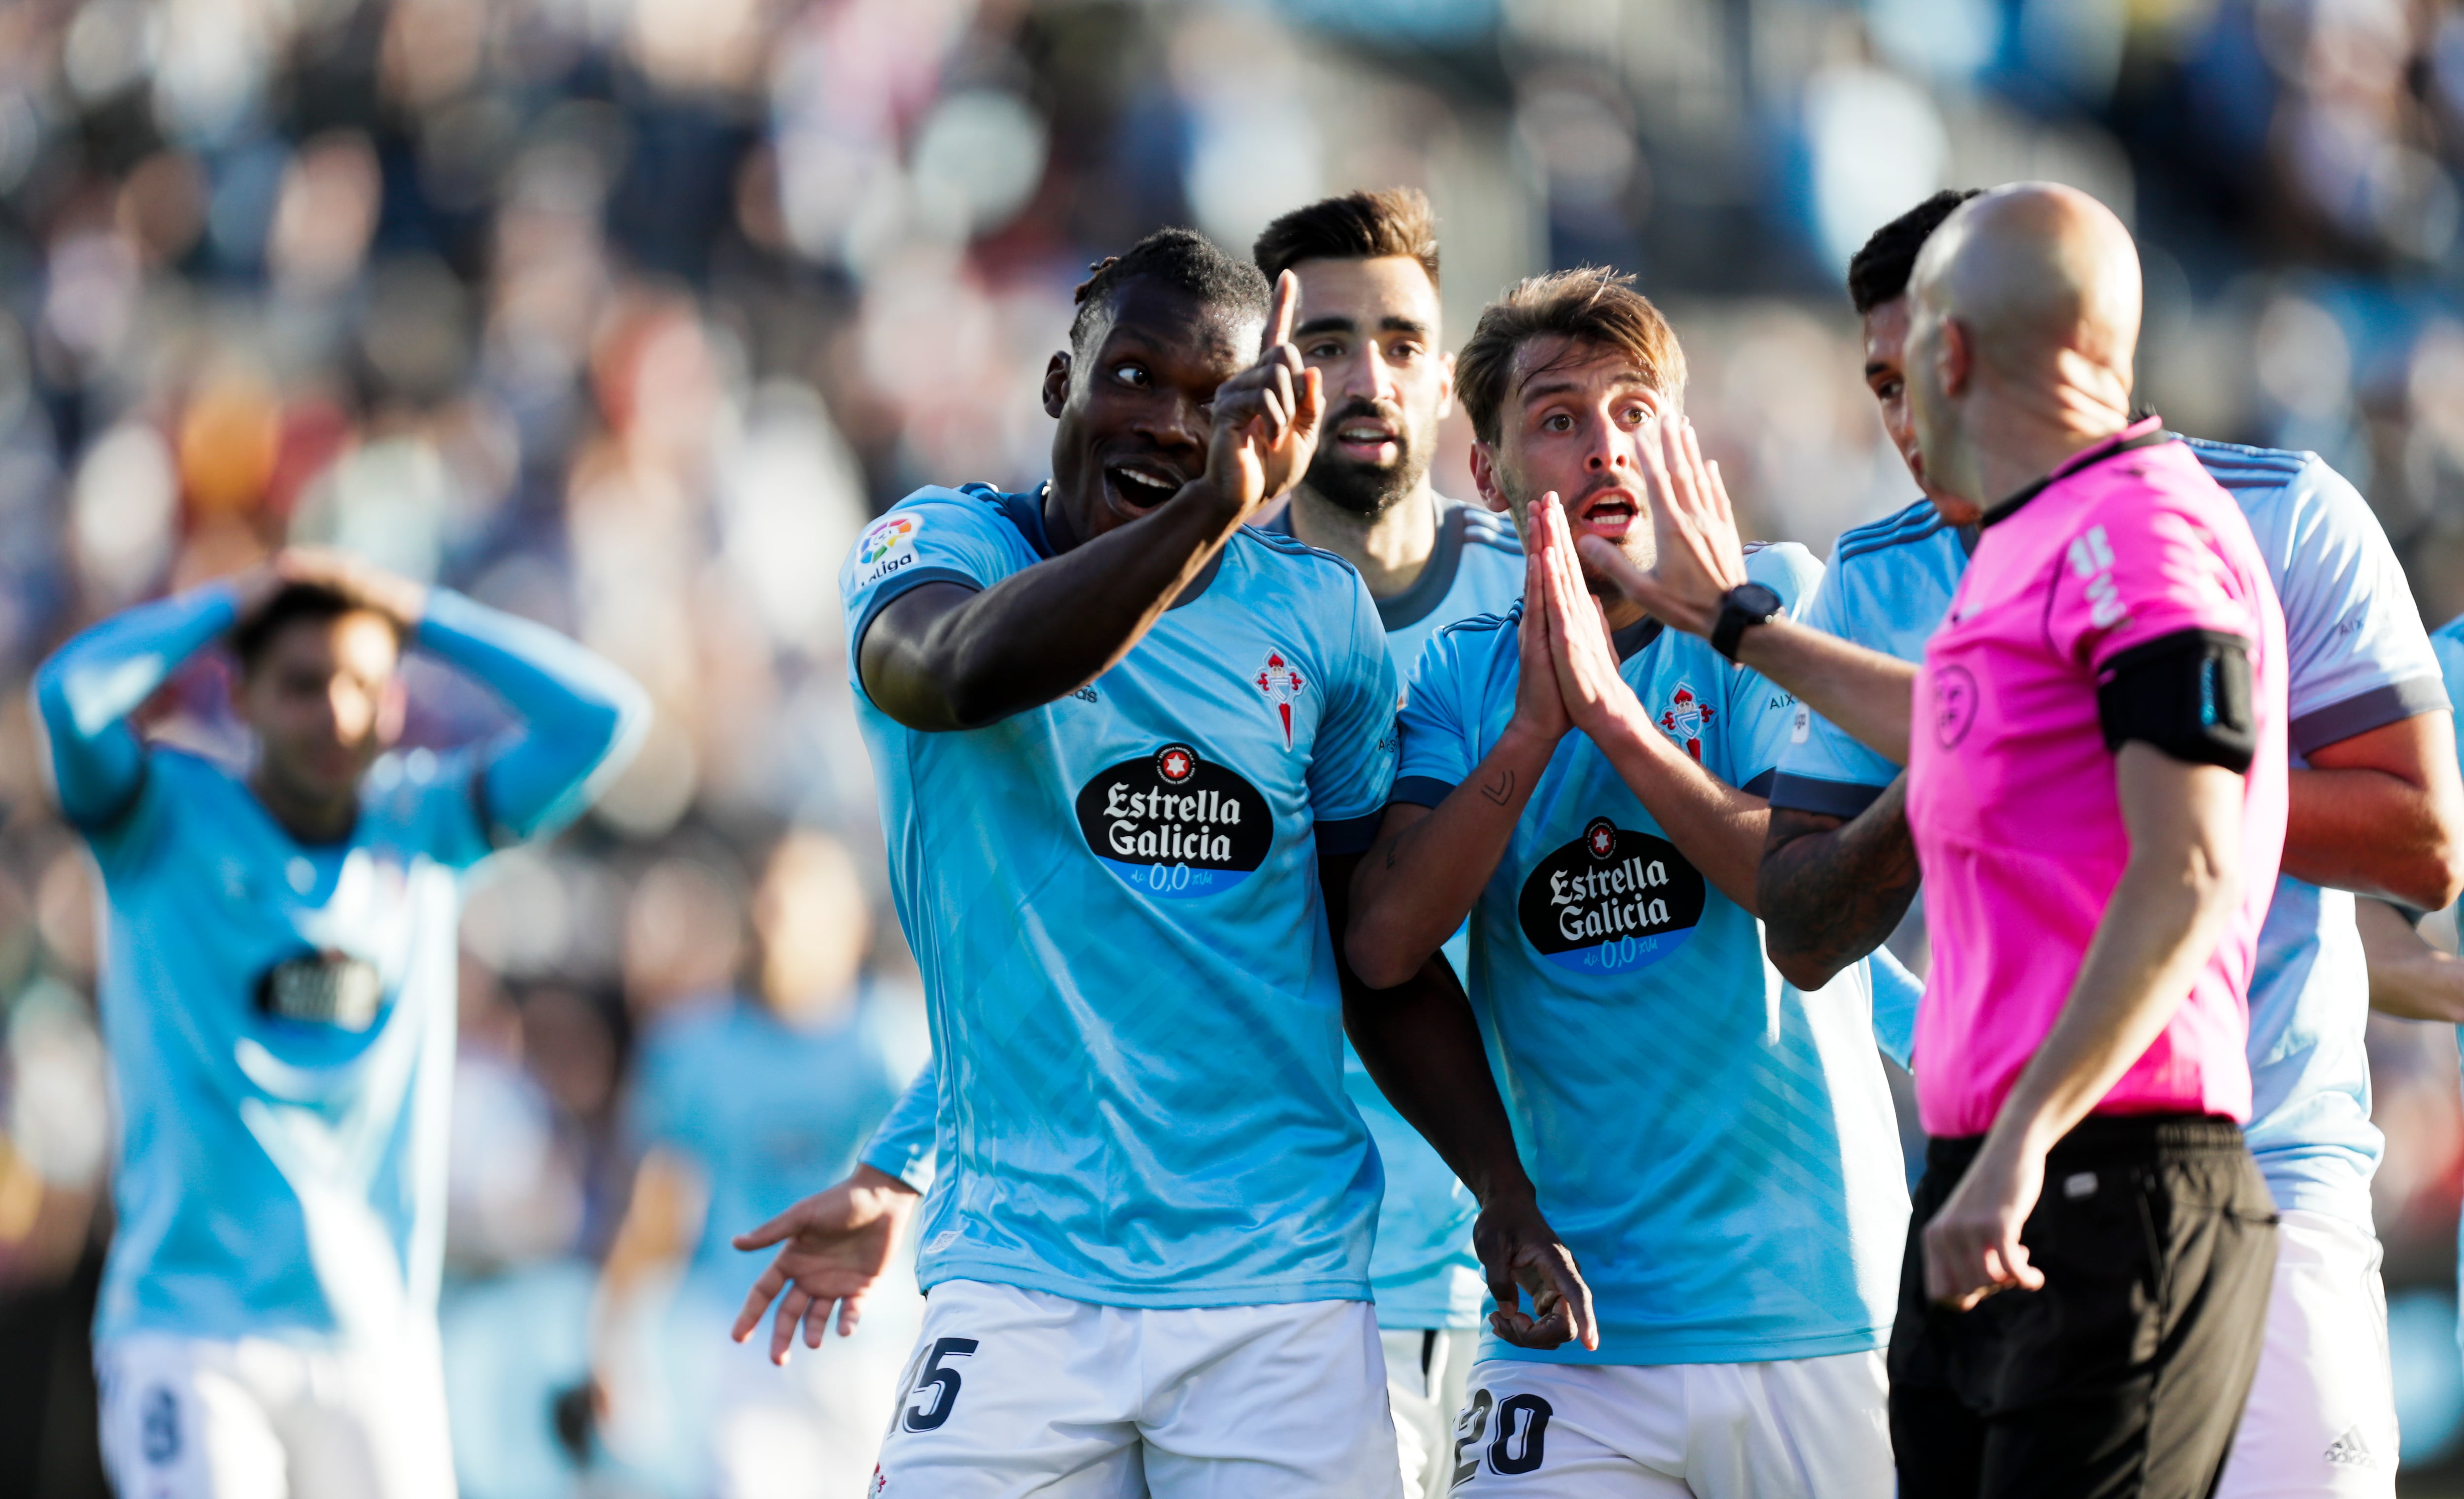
[{"x1": 2045, "y1": 493, "x2": 2257, "y2": 673}]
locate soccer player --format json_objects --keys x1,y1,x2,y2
[
  {"x1": 31, "y1": 549, "x2": 646, "y2": 1499},
  {"x1": 1756, "y1": 187, "x2": 2464, "y2": 1497},
  {"x1": 1606, "y1": 182, "x2": 2291, "y2": 1498},
  {"x1": 1345, "y1": 268, "x2": 1909, "y2": 1498},
  {"x1": 733, "y1": 228, "x2": 1587, "y2": 1498}
]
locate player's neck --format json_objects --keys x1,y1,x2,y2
[
  {"x1": 249, "y1": 765, "x2": 360, "y2": 845},
  {"x1": 1286, "y1": 483, "x2": 1438, "y2": 600}
]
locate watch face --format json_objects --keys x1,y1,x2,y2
[{"x1": 1735, "y1": 582, "x2": 1782, "y2": 615}]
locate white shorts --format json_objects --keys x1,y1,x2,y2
[
  {"x1": 1384, "y1": 1328, "x2": 1476, "y2": 1499},
  {"x1": 1447, "y1": 1350, "x2": 1892, "y2": 1499},
  {"x1": 867, "y1": 1278, "x2": 1402, "y2": 1499},
  {"x1": 97, "y1": 1332, "x2": 457, "y2": 1499},
  {"x1": 2216, "y1": 1208, "x2": 2399, "y2": 1498}
]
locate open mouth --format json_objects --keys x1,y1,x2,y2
[
  {"x1": 1569, "y1": 489, "x2": 1640, "y2": 539},
  {"x1": 1331, "y1": 418, "x2": 1402, "y2": 466},
  {"x1": 1103, "y1": 460, "x2": 1188, "y2": 512}
]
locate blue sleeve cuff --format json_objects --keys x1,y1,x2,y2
[
  {"x1": 1388, "y1": 776, "x2": 1457, "y2": 810},
  {"x1": 1766, "y1": 772, "x2": 1889, "y2": 818},
  {"x1": 850, "y1": 567, "x2": 985, "y2": 661},
  {"x1": 1316, "y1": 812, "x2": 1383, "y2": 856},
  {"x1": 2290, "y1": 676, "x2": 2451, "y2": 757},
  {"x1": 1741, "y1": 768, "x2": 1776, "y2": 799}
]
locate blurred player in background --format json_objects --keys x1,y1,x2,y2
[
  {"x1": 1346, "y1": 270, "x2": 1907, "y2": 1498},
  {"x1": 30, "y1": 549, "x2": 646, "y2": 1499},
  {"x1": 734, "y1": 230, "x2": 1587, "y2": 1497},
  {"x1": 1757, "y1": 187, "x2": 2464, "y2": 1497},
  {"x1": 599, "y1": 830, "x2": 925, "y2": 1499},
  {"x1": 1612, "y1": 183, "x2": 2291, "y2": 1499}
]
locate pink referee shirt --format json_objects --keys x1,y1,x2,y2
[{"x1": 1906, "y1": 417, "x2": 2290, "y2": 1139}]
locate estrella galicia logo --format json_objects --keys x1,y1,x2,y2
[
  {"x1": 1075, "y1": 742, "x2": 1272, "y2": 898},
  {"x1": 1933, "y1": 664, "x2": 1980, "y2": 749},
  {"x1": 256, "y1": 949, "x2": 385, "y2": 1030},
  {"x1": 1517, "y1": 817, "x2": 1707, "y2": 974}
]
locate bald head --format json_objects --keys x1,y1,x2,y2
[{"x1": 1902, "y1": 182, "x2": 2143, "y2": 515}]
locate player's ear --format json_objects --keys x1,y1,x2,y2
[
  {"x1": 1435, "y1": 349, "x2": 1456, "y2": 421},
  {"x1": 1469, "y1": 440, "x2": 1506, "y2": 512},
  {"x1": 1937, "y1": 317, "x2": 1972, "y2": 401},
  {"x1": 1042, "y1": 352, "x2": 1072, "y2": 418}
]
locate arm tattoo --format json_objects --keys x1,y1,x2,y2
[
  {"x1": 1480, "y1": 769, "x2": 1516, "y2": 806},
  {"x1": 1757, "y1": 782, "x2": 1923, "y2": 985}
]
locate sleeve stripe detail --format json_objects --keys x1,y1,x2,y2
[
  {"x1": 850, "y1": 567, "x2": 984, "y2": 662},
  {"x1": 2289, "y1": 676, "x2": 2453, "y2": 756},
  {"x1": 1388, "y1": 776, "x2": 1457, "y2": 809},
  {"x1": 1741, "y1": 768, "x2": 1777, "y2": 799},
  {"x1": 1766, "y1": 772, "x2": 1889, "y2": 818},
  {"x1": 1315, "y1": 812, "x2": 1384, "y2": 856}
]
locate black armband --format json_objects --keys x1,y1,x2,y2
[{"x1": 2095, "y1": 628, "x2": 2257, "y2": 773}]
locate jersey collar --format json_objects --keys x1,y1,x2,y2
[
  {"x1": 1979, "y1": 414, "x2": 2172, "y2": 529},
  {"x1": 1022, "y1": 481, "x2": 1227, "y2": 608},
  {"x1": 1262, "y1": 492, "x2": 1469, "y2": 633}
]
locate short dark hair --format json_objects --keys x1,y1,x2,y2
[
  {"x1": 1455, "y1": 267, "x2": 1685, "y2": 445},
  {"x1": 1068, "y1": 227, "x2": 1270, "y2": 353},
  {"x1": 1252, "y1": 187, "x2": 1441, "y2": 289},
  {"x1": 230, "y1": 583, "x2": 403, "y2": 670},
  {"x1": 1847, "y1": 189, "x2": 1982, "y2": 315}
]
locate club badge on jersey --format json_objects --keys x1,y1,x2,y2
[
  {"x1": 1658, "y1": 683, "x2": 1716, "y2": 762},
  {"x1": 1254, "y1": 648, "x2": 1305, "y2": 749}
]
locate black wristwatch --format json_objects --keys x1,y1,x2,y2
[{"x1": 1710, "y1": 581, "x2": 1783, "y2": 661}]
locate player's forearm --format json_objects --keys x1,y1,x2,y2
[
  {"x1": 1733, "y1": 620, "x2": 1916, "y2": 766},
  {"x1": 2284, "y1": 759, "x2": 2464, "y2": 911},
  {"x1": 2360, "y1": 898, "x2": 2464, "y2": 1023},
  {"x1": 31, "y1": 584, "x2": 240, "y2": 826},
  {"x1": 1757, "y1": 780, "x2": 1921, "y2": 989},
  {"x1": 418, "y1": 590, "x2": 650, "y2": 841},
  {"x1": 1582, "y1": 709, "x2": 1769, "y2": 914},
  {"x1": 1987, "y1": 751, "x2": 2244, "y2": 1158},
  {"x1": 869, "y1": 488, "x2": 1249, "y2": 729},
  {"x1": 1348, "y1": 729, "x2": 1555, "y2": 988},
  {"x1": 1342, "y1": 958, "x2": 1534, "y2": 1210}
]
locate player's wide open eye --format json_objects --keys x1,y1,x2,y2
[
  {"x1": 1542, "y1": 411, "x2": 1574, "y2": 433},
  {"x1": 1112, "y1": 363, "x2": 1151, "y2": 390}
]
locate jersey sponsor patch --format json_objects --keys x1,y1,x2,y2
[
  {"x1": 1074, "y1": 742, "x2": 1271, "y2": 898},
  {"x1": 854, "y1": 514, "x2": 923, "y2": 590},
  {"x1": 255, "y1": 949, "x2": 384, "y2": 1030},
  {"x1": 1516, "y1": 817, "x2": 1706, "y2": 974}
]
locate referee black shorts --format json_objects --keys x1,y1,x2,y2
[{"x1": 1888, "y1": 1113, "x2": 2279, "y2": 1499}]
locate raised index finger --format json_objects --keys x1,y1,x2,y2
[{"x1": 1265, "y1": 269, "x2": 1299, "y2": 355}]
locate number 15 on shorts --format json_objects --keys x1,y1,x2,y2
[{"x1": 900, "y1": 1337, "x2": 978, "y2": 1432}]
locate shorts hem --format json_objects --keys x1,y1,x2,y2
[{"x1": 917, "y1": 1261, "x2": 1373, "y2": 1310}]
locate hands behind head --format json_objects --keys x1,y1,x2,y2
[
  {"x1": 1580, "y1": 415, "x2": 1749, "y2": 639},
  {"x1": 1206, "y1": 270, "x2": 1325, "y2": 519},
  {"x1": 232, "y1": 547, "x2": 429, "y2": 633}
]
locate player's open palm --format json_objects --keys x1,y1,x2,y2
[
  {"x1": 1587, "y1": 416, "x2": 1748, "y2": 638},
  {"x1": 1476, "y1": 1193, "x2": 1599, "y2": 1353},
  {"x1": 730, "y1": 1166, "x2": 920, "y2": 1364},
  {"x1": 1208, "y1": 269, "x2": 1325, "y2": 519}
]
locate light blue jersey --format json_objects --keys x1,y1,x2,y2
[
  {"x1": 1266, "y1": 494, "x2": 1523, "y2": 1329},
  {"x1": 843, "y1": 483, "x2": 1399, "y2": 1308},
  {"x1": 1394, "y1": 544, "x2": 1907, "y2": 1366},
  {"x1": 862, "y1": 493, "x2": 1522, "y2": 1328},
  {"x1": 633, "y1": 992, "x2": 924, "y2": 1300},
  {"x1": 31, "y1": 586, "x2": 645, "y2": 1347},
  {"x1": 1773, "y1": 440, "x2": 2447, "y2": 1226}
]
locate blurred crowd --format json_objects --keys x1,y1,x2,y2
[{"x1": 4, "y1": 0, "x2": 2464, "y2": 1493}]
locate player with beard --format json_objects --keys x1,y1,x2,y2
[
  {"x1": 1751, "y1": 188, "x2": 2464, "y2": 1498},
  {"x1": 1346, "y1": 268, "x2": 1907, "y2": 1498},
  {"x1": 782, "y1": 191, "x2": 1524, "y2": 1499},
  {"x1": 731, "y1": 228, "x2": 1589, "y2": 1498}
]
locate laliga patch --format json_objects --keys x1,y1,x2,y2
[
  {"x1": 1076, "y1": 742, "x2": 1271, "y2": 898},
  {"x1": 855, "y1": 514, "x2": 922, "y2": 587},
  {"x1": 1517, "y1": 817, "x2": 1707, "y2": 974}
]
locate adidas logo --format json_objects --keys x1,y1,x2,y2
[{"x1": 2324, "y1": 1425, "x2": 2380, "y2": 1469}]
